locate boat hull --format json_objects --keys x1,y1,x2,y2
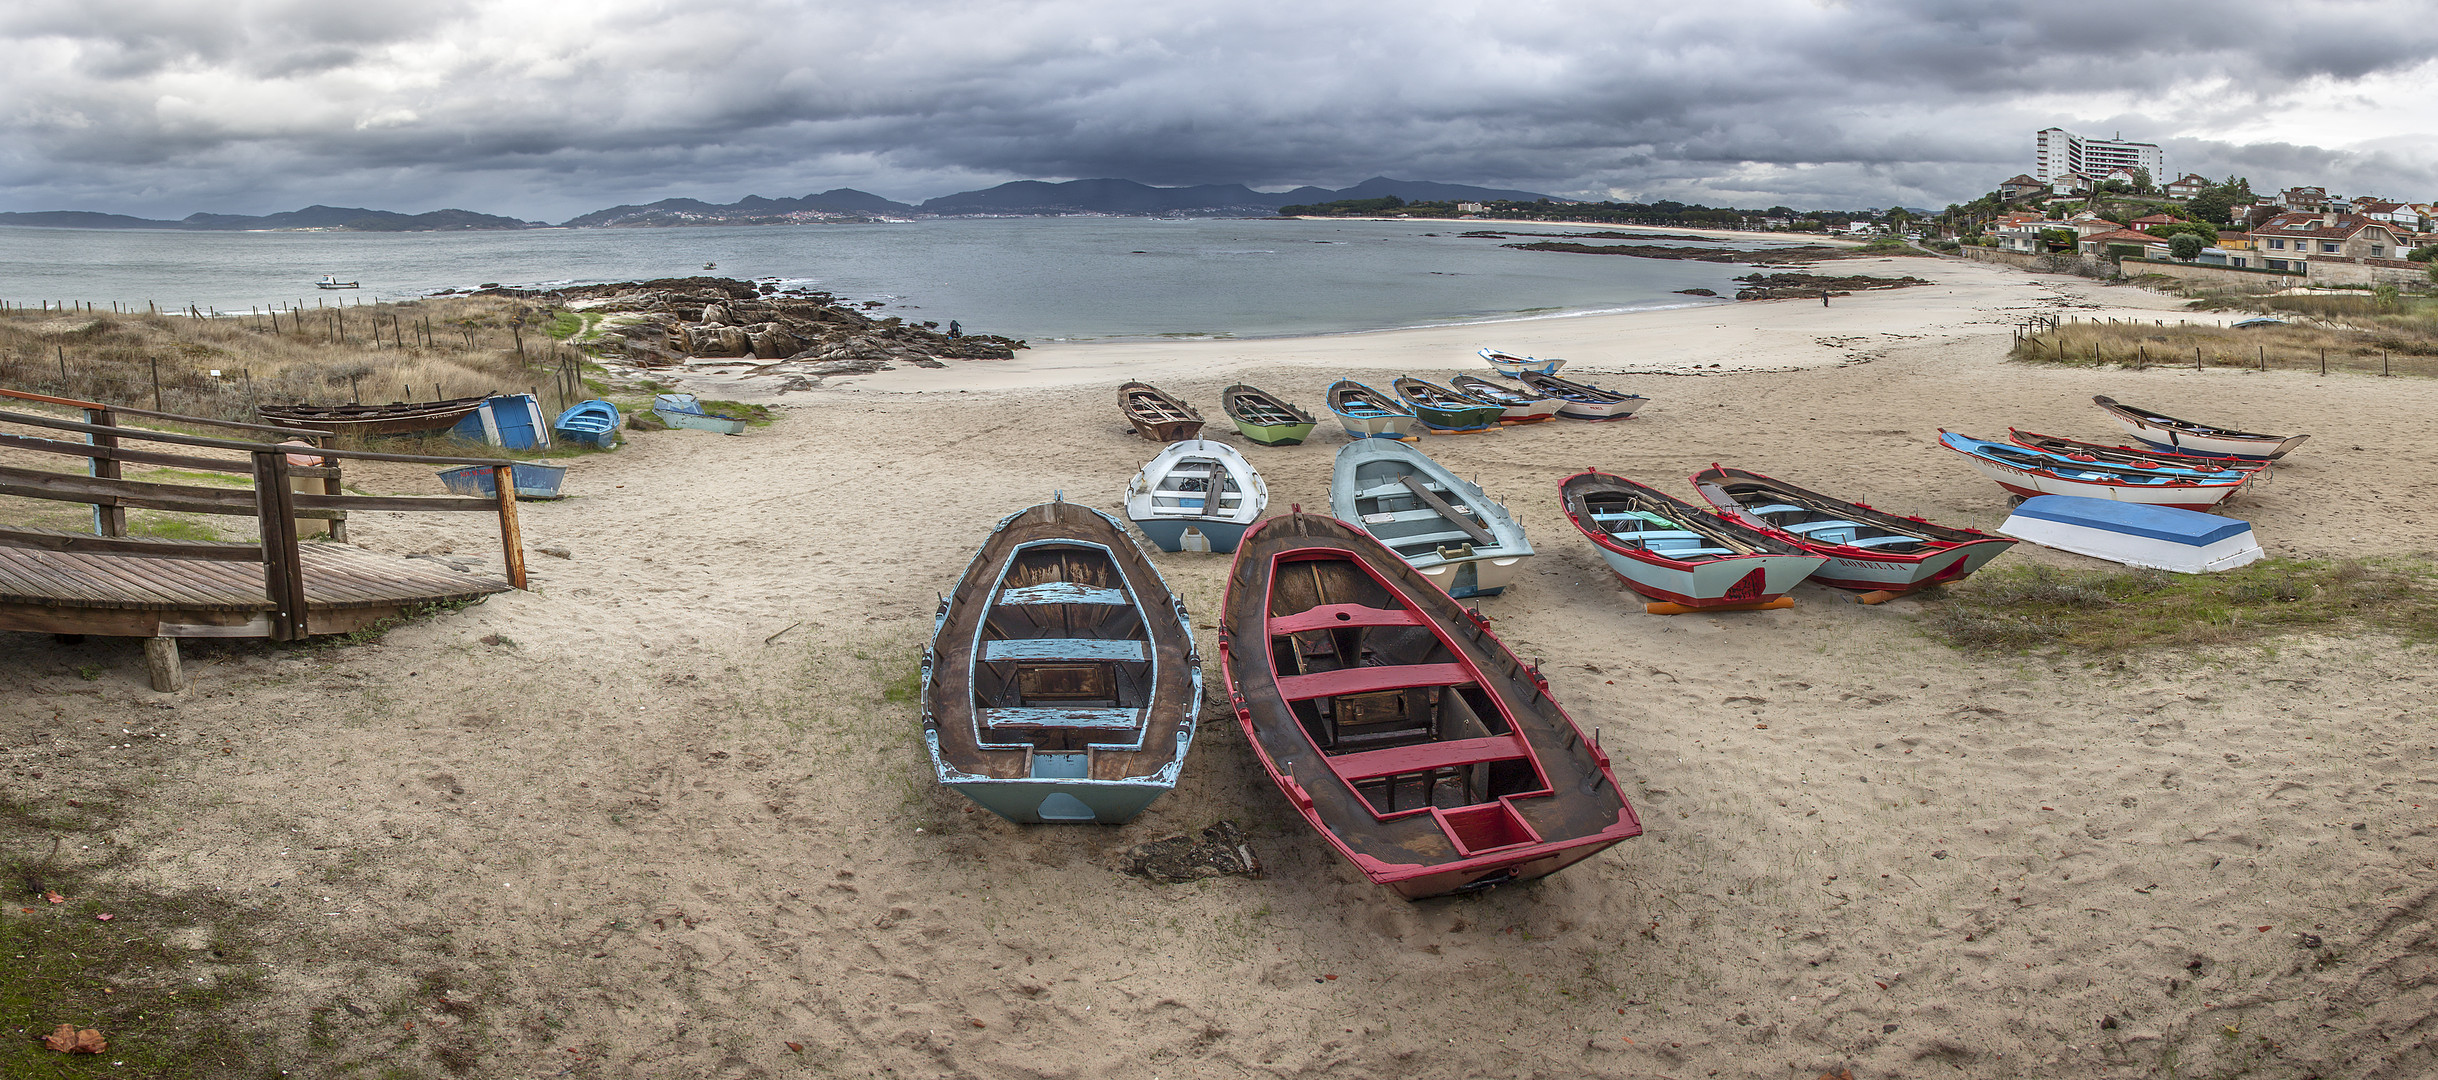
[
  {"x1": 1691, "y1": 465, "x2": 2017, "y2": 595},
  {"x1": 1999, "y1": 495, "x2": 2263, "y2": 574},
  {"x1": 1231, "y1": 419, "x2": 1315, "y2": 446},
  {"x1": 924, "y1": 747, "x2": 1178, "y2": 823},
  {"x1": 1555, "y1": 399, "x2": 1643, "y2": 421},
  {"x1": 258, "y1": 397, "x2": 487, "y2": 437},
  {"x1": 1332, "y1": 441, "x2": 1534, "y2": 597},
  {"x1": 1132, "y1": 517, "x2": 1255, "y2": 554},
  {"x1": 1480, "y1": 349, "x2": 1564, "y2": 378},
  {"x1": 1219, "y1": 512, "x2": 1639, "y2": 898},
  {"x1": 657, "y1": 409, "x2": 747, "y2": 434},
  {"x1": 1414, "y1": 553, "x2": 1527, "y2": 598},
  {"x1": 1954, "y1": 455, "x2": 2239, "y2": 511},
  {"x1": 435, "y1": 462, "x2": 568, "y2": 500},
  {"x1": 2094, "y1": 396, "x2": 2306, "y2": 460},
  {"x1": 1333, "y1": 411, "x2": 1424, "y2": 440},
  {"x1": 1590, "y1": 546, "x2": 1822, "y2": 607}
]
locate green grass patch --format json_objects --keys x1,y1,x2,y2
[
  {"x1": 1920, "y1": 558, "x2": 2438, "y2": 654},
  {"x1": 124, "y1": 514, "x2": 227, "y2": 544},
  {"x1": 0, "y1": 799, "x2": 270, "y2": 1077}
]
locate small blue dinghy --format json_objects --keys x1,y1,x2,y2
[
  {"x1": 435, "y1": 461, "x2": 569, "y2": 500},
  {"x1": 553, "y1": 399, "x2": 620, "y2": 449},
  {"x1": 1998, "y1": 495, "x2": 2262, "y2": 574}
]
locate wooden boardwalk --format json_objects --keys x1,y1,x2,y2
[
  {"x1": 0, "y1": 526, "x2": 510, "y2": 639},
  {"x1": 0, "y1": 387, "x2": 539, "y2": 690}
]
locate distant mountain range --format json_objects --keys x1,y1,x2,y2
[
  {"x1": 0, "y1": 177, "x2": 1559, "y2": 232},
  {"x1": 0, "y1": 205, "x2": 540, "y2": 231}
]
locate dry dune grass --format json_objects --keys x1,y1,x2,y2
[
  {"x1": 0, "y1": 296, "x2": 586, "y2": 427},
  {"x1": 2010, "y1": 293, "x2": 2438, "y2": 378}
]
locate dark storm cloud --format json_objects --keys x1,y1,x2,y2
[{"x1": 3, "y1": 0, "x2": 2433, "y2": 219}]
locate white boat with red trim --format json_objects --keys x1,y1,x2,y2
[
  {"x1": 1691, "y1": 465, "x2": 2016, "y2": 596},
  {"x1": 1939, "y1": 430, "x2": 2252, "y2": 511},
  {"x1": 1561, "y1": 470, "x2": 1823, "y2": 610}
]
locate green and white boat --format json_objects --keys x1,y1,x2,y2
[{"x1": 1221, "y1": 383, "x2": 1317, "y2": 446}]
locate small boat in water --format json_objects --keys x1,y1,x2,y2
[
  {"x1": 553, "y1": 399, "x2": 622, "y2": 450},
  {"x1": 2006, "y1": 429, "x2": 2261, "y2": 473},
  {"x1": 653, "y1": 394, "x2": 748, "y2": 434},
  {"x1": 259, "y1": 395, "x2": 490, "y2": 437},
  {"x1": 1124, "y1": 439, "x2": 1269, "y2": 553},
  {"x1": 1332, "y1": 441, "x2": 1532, "y2": 598},
  {"x1": 1221, "y1": 384, "x2": 1317, "y2": 446},
  {"x1": 1449, "y1": 375, "x2": 1559, "y2": 424},
  {"x1": 2092, "y1": 396, "x2": 2306, "y2": 460},
  {"x1": 1939, "y1": 431, "x2": 2252, "y2": 511},
  {"x1": 1562, "y1": 470, "x2": 1825, "y2": 611},
  {"x1": 1479, "y1": 348, "x2": 1564, "y2": 378},
  {"x1": 1326, "y1": 380, "x2": 1424, "y2": 441},
  {"x1": 1392, "y1": 376, "x2": 1503, "y2": 433},
  {"x1": 314, "y1": 275, "x2": 359, "y2": 290},
  {"x1": 1517, "y1": 371, "x2": 1648, "y2": 421},
  {"x1": 924, "y1": 496, "x2": 1200, "y2": 824},
  {"x1": 1218, "y1": 510, "x2": 1640, "y2": 898},
  {"x1": 1119, "y1": 382, "x2": 1205, "y2": 442},
  {"x1": 1691, "y1": 465, "x2": 2016, "y2": 597}
]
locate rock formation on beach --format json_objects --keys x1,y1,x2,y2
[{"x1": 479, "y1": 277, "x2": 1023, "y2": 387}]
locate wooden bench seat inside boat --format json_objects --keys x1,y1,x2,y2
[
  {"x1": 981, "y1": 638, "x2": 1148, "y2": 663},
  {"x1": 996, "y1": 582, "x2": 1128, "y2": 605},
  {"x1": 981, "y1": 707, "x2": 1143, "y2": 730}
]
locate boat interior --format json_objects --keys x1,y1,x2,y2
[
  {"x1": 1450, "y1": 377, "x2": 1537, "y2": 405},
  {"x1": 1570, "y1": 485, "x2": 1754, "y2": 561},
  {"x1": 1266, "y1": 552, "x2": 1549, "y2": 834},
  {"x1": 1331, "y1": 384, "x2": 1402, "y2": 416},
  {"x1": 1228, "y1": 391, "x2": 1304, "y2": 425},
  {"x1": 1967, "y1": 438, "x2": 2231, "y2": 484},
  {"x1": 1347, "y1": 463, "x2": 1502, "y2": 562},
  {"x1": 1141, "y1": 454, "x2": 1250, "y2": 519},
  {"x1": 1715, "y1": 483, "x2": 1932, "y2": 553},
  {"x1": 973, "y1": 543, "x2": 1155, "y2": 755},
  {"x1": 1123, "y1": 388, "x2": 1197, "y2": 424}
]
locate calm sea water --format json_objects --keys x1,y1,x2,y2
[{"x1": 0, "y1": 218, "x2": 1784, "y2": 341}]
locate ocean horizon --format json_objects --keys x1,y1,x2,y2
[{"x1": 0, "y1": 217, "x2": 1791, "y2": 343}]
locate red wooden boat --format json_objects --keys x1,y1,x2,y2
[{"x1": 1220, "y1": 510, "x2": 1640, "y2": 899}]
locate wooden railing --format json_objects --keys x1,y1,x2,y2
[{"x1": 0, "y1": 392, "x2": 534, "y2": 642}]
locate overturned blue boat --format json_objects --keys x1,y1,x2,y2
[{"x1": 923, "y1": 496, "x2": 1201, "y2": 824}]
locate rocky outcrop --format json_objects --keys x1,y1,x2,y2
[{"x1": 544, "y1": 278, "x2": 1024, "y2": 390}]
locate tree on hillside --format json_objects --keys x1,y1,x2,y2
[
  {"x1": 2130, "y1": 169, "x2": 2156, "y2": 196},
  {"x1": 2169, "y1": 234, "x2": 2205, "y2": 261}
]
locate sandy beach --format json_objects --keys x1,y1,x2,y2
[{"x1": 10, "y1": 257, "x2": 2438, "y2": 1078}]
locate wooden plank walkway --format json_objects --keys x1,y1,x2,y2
[{"x1": 0, "y1": 527, "x2": 511, "y2": 639}]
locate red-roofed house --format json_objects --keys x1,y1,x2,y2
[
  {"x1": 2163, "y1": 174, "x2": 2213, "y2": 199},
  {"x1": 2078, "y1": 228, "x2": 2170, "y2": 259},
  {"x1": 2248, "y1": 212, "x2": 2423, "y2": 283},
  {"x1": 2128, "y1": 214, "x2": 2181, "y2": 232}
]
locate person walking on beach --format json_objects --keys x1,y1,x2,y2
[{"x1": 948, "y1": 320, "x2": 962, "y2": 338}]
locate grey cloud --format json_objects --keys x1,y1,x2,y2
[{"x1": 2, "y1": 0, "x2": 2433, "y2": 220}]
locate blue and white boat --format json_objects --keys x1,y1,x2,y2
[
  {"x1": 552, "y1": 399, "x2": 620, "y2": 450},
  {"x1": 923, "y1": 496, "x2": 1200, "y2": 824},
  {"x1": 1330, "y1": 441, "x2": 1532, "y2": 598},
  {"x1": 653, "y1": 393, "x2": 747, "y2": 435},
  {"x1": 1999, "y1": 495, "x2": 2264, "y2": 574},
  {"x1": 1326, "y1": 380, "x2": 1424, "y2": 441},
  {"x1": 1123, "y1": 439, "x2": 1268, "y2": 553},
  {"x1": 1480, "y1": 347, "x2": 1564, "y2": 377}
]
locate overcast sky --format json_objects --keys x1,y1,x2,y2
[{"x1": 5, "y1": 0, "x2": 2435, "y2": 221}]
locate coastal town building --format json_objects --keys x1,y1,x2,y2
[
  {"x1": 1997, "y1": 175, "x2": 2046, "y2": 201},
  {"x1": 2275, "y1": 186, "x2": 2330, "y2": 210},
  {"x1": 2163, "y1": 173, "x2": 2213, "y2": 199},
  {"x1": 2034, "y1": 128, "x2": 2164, "y2": 184},
  {"x1": 2047, "y1": 171, "x2": 2096, "y2": 196}
]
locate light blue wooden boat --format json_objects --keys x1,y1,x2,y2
[
  {"x1": 1123, "y1": 439, "x2": 1268, "y2": 553},
  {"x1": 923, "y1": 496, "x2": 1200, "y2": 824},
  {"x1": 553, "y1": 399, "x2": 620, "y2": 449},
  {"x1": 434, "y1": 461, "x2": 568, "y2": 500},
  {"x1": 1330, "y1": 441, "x2": 1532, "y2": 598},
  {"x1": 653, "y1": 393, "x2": 747, "y2": 435}
]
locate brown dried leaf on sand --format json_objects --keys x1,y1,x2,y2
[{"x1": 43, "y1": 1024, "x2": 107, "y2": 1053}]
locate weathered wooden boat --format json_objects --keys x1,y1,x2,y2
[
  {"x1": 923, "y1": 496, "x2": 1200, "y2": 824},
  {"x1": 1124, "y1": 440, "x2": 1269, "y2": 553},
  {"x1": 1449, "y1": 375, "x2": 1559, "y2": 424},
  {"x1": 1332, "y1": 441, "x2": 1531, "y2": 599},
  {"x1": 1219, "y1": 511, "x2": 1640, "y2": 898},
  {"x1": 1516, "y1": 371, "x2": 1648, "y2": 421},
  {"x1": 2000, "y1": 495, "x2": 2264, "y2": 574},
  {"x1": 314, "y1": 275, "x2": 359, "y2": 290},
  {"x1": 2007, "y1": 429, "x2": 2262, "y2": 473},
  {"x1": 553, "y1": 399, "x2": 621, "y2": 450},
  {"x1": 1326, "y1": 380, "x2": 1424, "y2": 441},
  {"x1": 1691, "y1": 465, "x2": 2015, "y2": 598},
  {"x1": 1478, "y1": 348, "x2": 1564, "y2": 378},
  {"x1": 1221, "y1": 384, "x2": 1317, "y2": 446},
  {"x1": 1939, "y1": 431, "x2": 2251, "y2": 511},
  {"x1": 653, "y1": 394, "x2": 748, "y2": 435},
  {"x1": 436, "y1": 461, "x2": 568, "y2": 500},
  {"x1": 2092, "y1": 396, "x2": 2307, "y2": 460},
  {"x1": 258, "y1": 395, "x2": 490, "y2": 437},
  {"x1": 1119, "y1": 382, "x2": 1205, "y2": 442},
  {"x1": 1563, "y1": 470, "x2": 1824, "y2": 612},
  {"x1": 1392, "y1": 377, "x2": 1504, "y2": 433}
]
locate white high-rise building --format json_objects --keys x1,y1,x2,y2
[{"x1": 2035, "y1": 128, "x2": 2164, "y2": 184}]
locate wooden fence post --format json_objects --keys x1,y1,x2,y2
[
  {"x1": 492, "y1": 466, "x2": 528, "y2": 590},
  {"x1": 252, "y1": 451, "x2": 307, "y2": 640},
  {"x1": 85, "y1": 407, "x2": 126, "y2": 537}
]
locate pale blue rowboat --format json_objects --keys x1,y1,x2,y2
[
  {"x1": 923, "y1": 496, "x2": 1200, "y2": 824},
  {"x1": 653, "y1": 393, "x2": 747, "y2": 435},
  {"x1": 1479, "y1": 347, "x2": 1565, "y2": 377},
  {"x1": 553, "y1": 399, "x2": 620, "y2": 449},
  {"x1": 1123, "y1": 439, "x2": 1269, "y2": 553},
  {"x1": 1326, "y1": 379, "x2": 1424, "y2": 441},
  {"x1": 1330, "y1": 440, "x2": 1532, "y2": 598}
]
